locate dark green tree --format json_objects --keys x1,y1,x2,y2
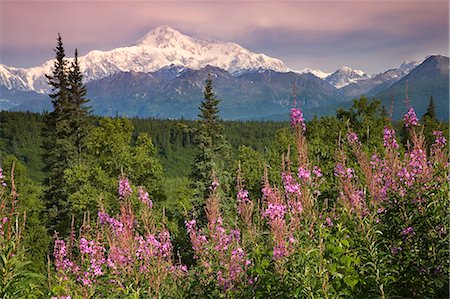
[
  {"x1": 422, "y1": 96, "x2": 436, "y2": 120},
  {"x1": 421, "y1": 96, "x2": 440, "y2": 147},
  {"x1": 190, "y1": 75, "x2": 230, "y2": 214},
  {"x1": 68, "y1": 48, "x2": 91, "y2": 162},
  {"x1": 42, "y1": 34, "x2": 90, "y2": 234}
]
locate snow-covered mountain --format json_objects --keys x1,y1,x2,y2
[
  {"x1": 298, "y1": 68, "x2": 331, "y2": 79},
  {"x1": 336, "y1": 59, "x2": 421, "y2": 99},
  {"x1": 325, "y1": 66, "x2": 371, "y2": 89},
  {"x1": 0, "y1": 25, "x2": 289, "y2": 93},
  {"x1": 0, "y1": 64, "x2": 31, "y2": 91},
  {"x1": 399, "y1": 60, "x2": 420, "y2": 73}
]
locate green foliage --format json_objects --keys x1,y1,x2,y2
[
  {"x1": 65, "y1": 117, "x2": 164, "y2": 221},
  {"x1": 377, "y1": 173, "x2": 449, "y2": 297},
  {"x1": 0, "y1": 112, "x2": 45, "y2": 182},
  {"x1": 0, "y1": 165, "x2": 45, "y2": 298},
  {"x1": 235, "y1": 146, "x2": 265, "y2": 199},
  {"x1": 1, "y1": 156, "x2": 49, "y2": 273},
  {"x1": 336, "y1": 97, "x2": 387, "y2": 151}
]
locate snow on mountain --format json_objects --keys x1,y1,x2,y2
[
  {"x1": 0, "y1": 25, "x2": 289, "y2": 93},
  {"x1": 0, "y1": 64, "x2": 31, "y2": 91},
  {"x1": 325, "y1": 66, "x2": 371, "y2": 89},
  {"x1": 298, "y1": 68, "x2": 331, "y2": 79},
  {"x1": 398, "y1": 60, "x2": 420, "y2": 74}
]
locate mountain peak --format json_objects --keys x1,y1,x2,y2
[
  {"x1": 135, "y1": 25, "x2": 189, "y2": 47},
  {"x1": 326, "y1": 66, "x2": 369, "y2": 89},
  {"x1": 399, "y1": 60, "x2": 419, "y2": 73}
]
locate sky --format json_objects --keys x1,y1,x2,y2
[{"x1": 0, "y1": 0, "x2": 448, "y2": 74}]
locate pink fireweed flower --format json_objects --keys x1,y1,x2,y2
[
  {"x1": 237, "y1": 189, "x2": 249, "y2": 202},
  {"x1": 334, "y1": 164, "x2": 354, "y2": 179},
  {"x1": 401, "y1": 226, "x2": 415, "y2": 237},
  {"x1": 0, "y1": 167, "x2": 5, "y2": 187},
  {"x1": 288, "y1": 199, "x2": 303, "y2": 214},
  {"x1": 383, "y1": 126, "x2": 399, "y2": 149},
  {"x1": 347, "y1": 131, "x2": 361, "y2": 147},
  {"x1": 185, "y1": 219, "x2": 197, "y2": 234},
  {"x1": 433, "y1": 131, "x2": 446, "y2": 147},
  {"x1": 263, "y1": 203, "x2": 286, "y2": 221},
  {"x1": 282, "y1": 173, "x2": 301, "y2": 194},
  {"x1": 290, "y1": 108, "x2": 306, "y2": 131},
  {"x1": 391, "y1": 246, "x2": 402, "y2": 255},
  {"x1": 273, "y1": 243, "x2": 288, "y2": 260},
  {"x1": 297, "y1": 166, "x2": 311, "y2": 181},
  {"x1": 118, "y1": 176, "x2": 132, "y2": 199},
  {"x1": 138, "y1": 187, "x2": 153, "y2": 209},
  {"x1": 98, "y1": 212, "x2": 124, "y2": 233},
  {"x1": 237, "y1": 189, "x2": 251, "y2": 215},
  {"x1": 210, "y1": 179, "x2": 220, "y2": 191},
  {"x1": 53, "y1": 239, "x2": 75, "y2": 272},
  {"x1": 312, "y1": 166, "x2": 323, "y2": 178},
  {"x1": 403, "y1": 107, "x2": 419, "y2": 127}
]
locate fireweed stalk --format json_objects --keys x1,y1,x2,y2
[
  {"x1": 334, "y1": 139, "x2": 366, "y2": 215},
  {"x1": 185, "y1": 180, "x2": 251, "y2": 292},
  {"x1": 236, "y1": 164, "x2": 254, "y2": 240},
  {"x1": 260, "y1": 106, "x2": 325, "y2": 266},
  {"x1": 52, "y1": 176, "x2": 186, "y2": 298}
]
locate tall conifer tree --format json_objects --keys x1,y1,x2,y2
[
  {"x1": 190, "y1": 75, "x2": 230, "y2": 215},
  {"x1": 42, "y1": 34, "x2": 90, "y2": 234},
  {"x1": 68, "y1": 48, "x2": 91, "y2": 161}
]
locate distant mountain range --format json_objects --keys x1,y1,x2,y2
[{"x1": 0, "y1": 26, "x2": 448, "y2": 120}]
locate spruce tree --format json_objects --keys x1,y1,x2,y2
[
  {"x1": 422, "y1": 96, "x2": 436, "y2": 120},
  {"x1": 68, "y1": 48, "x2": 91, "y2": 162},
  {"x1": 42, "y1": 34, "x2": 90, "y2": 234},
  {"x1": 190, "y1": 75, "x2": 230, "y2": 214},
  {"x1": 421, "y1": 96, "x2": 439, "y2": 147}
]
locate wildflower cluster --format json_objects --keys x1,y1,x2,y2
[
  {"x1": 403, "y1": 107, "x2": 419, "y2": 128},
  {"x1": 0, "y1": 167, "x2": 5, "y2": 188},
  {"x1": 290, "y1": 108, "x2": 306, "y2": 131},
  {"x1": 118, "y1": 176, "x2": 132, "y2": 199},
  {"x1": 383, "y1": 126, "x2": 399, "y2": 149},
  {"x1": 186, "y1": 181, "x2": 251, "y2": 292},
  {"x1": 138, "y1": 186, "x2": 153, "y2": 209},
  {"x1": 52, "y1": 176, "x2": 185, "y2": 297}
]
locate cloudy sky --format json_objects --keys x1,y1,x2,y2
[{"x1": 0, "y1": 0, "x2": 448, "y2": 74}]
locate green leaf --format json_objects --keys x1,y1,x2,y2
[{"x1": 343, "y1": 276, "x2": 358, "y2": 289}]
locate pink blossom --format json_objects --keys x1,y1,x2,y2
[
  {"x1": 282, "y1": 173, "x2": 301, "y2": 194},
  {"x1": 53, "y1": 239, "x2": 75, "y2": 272},
  {"x1": 118, "y1": 176, "x2": 132, "y2": 199},
  {"x1": 273, "y1": 243, "x2": 288, "y2": 260},
  {"x1": 138, "y1": 187, "x2": 153, "y2": 209},
  {"x1": 290, "y1": 108, "x2": 306, "y2": 131},
  {"x1": 297, "y1": 166, "x2": 311, "y2": 181},
  {"x1": 210, "y1": 179, "x2": 220, "y2": 191},
  {"x1": 383, "y1": 126, "x2": 399, "y2": 149},
  {"x1": 403, "y1": 107, "x2": 419, "y2": 127},
  {"x1": 237, "y1": 189, "x2": 249, "y2": 202},
  {"x1": 401, "y1": 226, "x2": 415, "y2": 237},
  {"x1": 263, "y1": 203, "x2": 286, "y2": 221},
  {"x1": 433, "y1": 131, "x2": 446, "y2": 147},
  {"x1": 98, "y1": 212, "x2": 124, "y2": 233},
  {"x1": 334, "y1": 164, "x2": 354, "y2": 179},
  {"x1": 347, "y1": 131, "x2": 361, "y2": 147},
  {"x1": 312, "y1": 166, "x2": 323, "y2": 178}
]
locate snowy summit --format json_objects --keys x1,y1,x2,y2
[{"x1": 0, "y1": 25, "x2": 289, "y2": 93}]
